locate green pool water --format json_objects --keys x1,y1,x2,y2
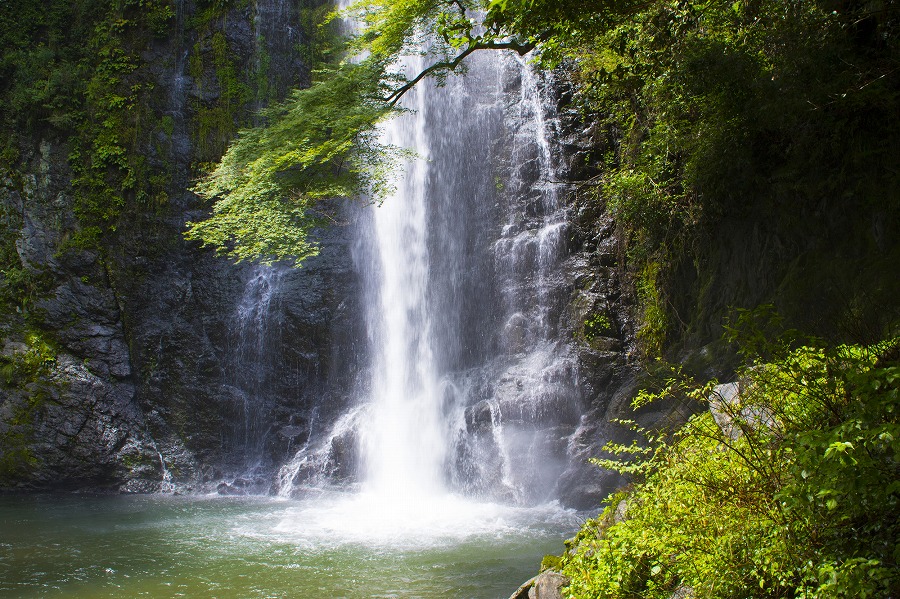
[{"x1": 0, "y1": 493, "x2": 582, "y2": 598}]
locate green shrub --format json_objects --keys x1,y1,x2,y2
[{"x1": 561, "y1": 334, "x2": 900, "y2": 598}]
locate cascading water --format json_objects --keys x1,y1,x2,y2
[
  {"x1": 458, "y1": 58, "x2": 581, "y2": 502},
  {"x1": 225, "y1": 264, "x2": 286, "y2": 474},
  {"x1": 277, "y1": 24, "x2": 582, "y2": 514},
  {"x1": 357, "y1": 50, "x2": 448, "y2": 500}
]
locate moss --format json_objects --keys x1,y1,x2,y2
[
  {"x1": 159, "y1": 115, "x2": 174, "y2": 136},
  {"x1": 0, "y1": 332, "x2": 57, "y2": 483},
  {"x1": 119, "y1": 451, "x2": 157, "y2": 471},
  {"x1": 191, "y1": 0, "x2": 251, "y2": 31},
  {"x1": 59, "y1": 0, "x2": 177, "y2": 252},
  {"x1": 0, "y1": 332, "x2": 58, "y2": 387},
  {"x1": 636, "y1": 261, "x2": 667, "y2": 359},
  {"x1": 188, "y1": 27, "x2": 255, "y2": 160},
  {"x1": 0, "y1": 199, "x2": 55, "y2": 319}
]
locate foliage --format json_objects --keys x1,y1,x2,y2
[
  {"x1": 560, "y1": 331, "x2": 900, "y2": 598},
  {"x1": 0, "y1": 332, "x2": 57, "y2": 387},
  {"x1": 582, "y1": 311, "x2": 613, "y2": 341},
  {"x1": 187, "y1": 0, "x2": 546, "y2": 263},
  {"x1": 540, "y1": 0, "x2": 899, "y2": 352},
  {"x1": 185, "y1": 58, "x2": 407, "y2": 263}
]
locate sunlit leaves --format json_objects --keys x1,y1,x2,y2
[
  {"x1": 188, "y1": 0, "x2": 543, "y2": 264},
  {"x1": 186, "y1": 59, "x2": 405, "y2": 263},
  {"x1": 561, "y1": 335, "x2": 900, "y2": 598}
]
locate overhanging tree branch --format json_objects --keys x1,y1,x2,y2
[{"x1": 383, "y1": 36, "x2": 545, "y2": 106}]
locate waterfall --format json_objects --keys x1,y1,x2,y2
[
  {"x1": 351, "y1": 47, "x2": 578, "y2": 503},
  {"x1": 357, "y1": 51, "x2": 446, "y2": 499},
  {"x1": 226, "y1": 264, "x2": 286, "y2": 471},
  {"x1": 275, "y1": 6, "x2": 581, "y2": 509},
  {"x1": 467, "y1": 58, "x2": 579, "y2": 502}
]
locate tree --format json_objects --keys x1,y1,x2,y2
[
  {"x1": 186, "y1": 0, "x2": 900, "y2": 279},
  {"x1": 185, "y1": 0, "x2": 570, "y2": 264}
]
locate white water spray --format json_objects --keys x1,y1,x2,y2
[
  {"x1": 275, "y1": 4, "x2": 583, "y2": 526},
  {"x1": 359, "y1": 55, "x2": 448, "y2": 501}
]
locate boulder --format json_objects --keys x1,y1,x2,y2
[
  {"x1": 709, "y1": 381, "x2": 777, "y2": 440},
  {"x1": 509, "y1": 570, "x2": 570, "y2": 599}
]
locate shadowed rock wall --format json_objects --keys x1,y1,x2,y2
[{"x1": 0, "y1": 0, "x2": 363, "y2": 493}]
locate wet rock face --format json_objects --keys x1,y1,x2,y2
[
  {"x1": 0, "y1": 0, "x2": 349, "y2": 493},
  {"x1": 2, "y1": 8, "x2": 679, "y2": 506}
]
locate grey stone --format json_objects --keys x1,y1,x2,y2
[
  {"x1": 669, "y1": 584, "x2": 695, "y2": 599},
  {"x1": 508, "y1": 570, "x2": 569, "y2": 599},
  {"x1": 709, "y1": 381, "x2": 777, "y2": 440}
]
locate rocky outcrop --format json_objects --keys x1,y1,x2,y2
[
  {"x1": 0, "y1": 0, "x2": 355, "y2": 493},
  {"x1": 0, "y1": 140, "x2": 162, "y2": 490},
  {"x1": 543, "y1": 85, "x2": 701, "y2": 509},
  {"x1": 0, "y1": 340, "x2": 158, "y2": 491},
  {"x1": 509, "y1": 570, "x2": 570, "y2": 599}
]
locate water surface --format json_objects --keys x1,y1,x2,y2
[{"x1": 0, "y1": 494, "x2": 580, "y2": 598}]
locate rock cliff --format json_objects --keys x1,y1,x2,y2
[{"x1": 0, "y1": 0, "x2": 362, "y2": 493}]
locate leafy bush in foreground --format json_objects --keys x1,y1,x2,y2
[{"x1": 561, "y1": 337, "x2": 900, "y2": 598}]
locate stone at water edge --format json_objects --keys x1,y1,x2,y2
[
  {"x1": 531, "y1": 571, "x2": 570, "y2": 599},
  {"x1": 509, "y1": 575, "x2": 536, "y2": 599},
  {"x1": 509, "y1": 570, "x2": 569, "y2": 599}
]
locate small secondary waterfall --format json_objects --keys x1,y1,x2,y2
[
  {"x1": 212, "y1": 0, "x2": 311, "y2": 487},
  {"x1": 226, "y1": 264, "x2": 286, "y2": 471}
]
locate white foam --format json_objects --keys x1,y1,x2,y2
[{"x1": 269, "y1": 492, "x2": 578, "y2": 550}]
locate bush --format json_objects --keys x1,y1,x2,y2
[{"x1": 560, "y1": 336, "x2": 900, "y2": 598}]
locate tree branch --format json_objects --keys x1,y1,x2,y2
[{"x1": 383, "y1": 37, "x2": 540, "y2": 106}]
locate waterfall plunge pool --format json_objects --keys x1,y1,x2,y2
[{"x1": 0, "y1": 493, "x2": 582, "y2": 598}]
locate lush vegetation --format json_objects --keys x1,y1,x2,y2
[
  {"x1": 553, "y1": 317, "x2": 900, "y2": 597},
  {"x1": 190, "y1": 0, "x2": 899, "y2": 351},
  {"x1": 0, "y1": 0, "x2": 179, "y2": 248},
  {"x1": 3, "y1": 0, "x2": 898, "y2": 590},
  {"x1": 0, "y1": 0, "x2": 284, "y2": 265},
  {"x1": 185, "y1": 58, "x2": 404, "y2": 263},
  {"x1": 561, "y1": 0, "x2": 900, "y2": 352},
  {"x1": 1, "y1": 0, "x2": 297, "y2": 330}
]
